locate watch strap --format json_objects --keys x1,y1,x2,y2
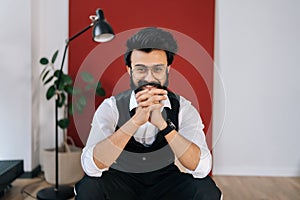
[{"x1": 160, "y1": 119, "x2": 176, "y2": 136}]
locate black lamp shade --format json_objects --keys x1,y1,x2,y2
[{"x1": 93, "y1": 9, "x2": 114, "y2": 42}]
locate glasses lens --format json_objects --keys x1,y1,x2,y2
[{"x1": 132, "y1": 66, "x2": 166, "y2": 80}]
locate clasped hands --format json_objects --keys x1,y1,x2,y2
[{"x1": 131, "y1": 86, "x2": 167, "y2": 130}]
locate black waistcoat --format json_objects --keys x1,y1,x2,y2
[{"x1": 110, "y1": 90, "x2": 180, "y2": 173}]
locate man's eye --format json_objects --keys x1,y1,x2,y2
[
  {"x1": 137, "y1": 68, "x2": 147, "y2": 72},
  {"x1": 153, "y1": 67, "x2": 163, "y2": 73}
]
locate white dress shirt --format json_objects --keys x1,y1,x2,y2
[{"x1": 81, "y1": 91, "x2": 212, "y2": 178}]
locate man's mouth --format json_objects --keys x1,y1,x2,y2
[{"x1": 134, "y1": 82, "x2": 166, "y2": 94}]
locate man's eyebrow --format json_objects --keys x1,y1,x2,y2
[{"x1": 133, "y1": 64, "x2": 166, "y2": 67}]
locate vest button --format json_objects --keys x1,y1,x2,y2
[{"x1": 142, "y1": 157, "x2": 146, "y2": 161}]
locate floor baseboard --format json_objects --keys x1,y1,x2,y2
[{"x1": 19, "y1": 165, "x2": 41, "y2": 179}]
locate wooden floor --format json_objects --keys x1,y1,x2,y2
[
  {"x1": 213, "y1": 176, "x2": 300, "y2": 200},
  {"x1": 1, "y1": 176, "x2": 300, "y2": 200}
]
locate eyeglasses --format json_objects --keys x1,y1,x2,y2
[{"x1": 131, "y1": 64, "x2": 167, "y2": 80}]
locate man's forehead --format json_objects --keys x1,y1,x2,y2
[{"x1": 131, "y1": 49, "x2": 167, "y2": 63}]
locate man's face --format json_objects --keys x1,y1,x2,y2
[{"x1": 127, "y1": 49, "x2": 170, "y2": 89}]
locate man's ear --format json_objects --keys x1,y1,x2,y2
[
  {"x1": 126, "y1": 66, "x2": 131, "y2": 75},
  {"x1": 167, "y1": 65, "x2": 171, "y2": 73}
]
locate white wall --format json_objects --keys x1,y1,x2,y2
[
  {"x1": 34, "y1": 0, "x2": 69, "y2": 151},
  {"x1": 32, "y1": 0, "x2": 68, "y2": 171},
  {"x1": 213, "y1": 0, "x2": 300, "y2": 176},
  {"x1": 0, "y1": 0, "x2": 34, "y2": 172},
  {"x1": 0, "y1": 0, "x2": 68, "y2": 172}
]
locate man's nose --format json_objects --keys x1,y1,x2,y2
[{"x1": 144, "y1": 70, "x2": 156, "y2": 82}]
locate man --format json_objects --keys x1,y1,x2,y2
[{"x1": 75, "y1": 27, "x2": 222, "y2": 200}]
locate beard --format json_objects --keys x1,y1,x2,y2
[{"x1": 130, "y1": 71, "x2": 169, "y2": 91}]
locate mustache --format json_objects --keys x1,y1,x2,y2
[{"x1": 134, "y1": 81, "x2": 167, "y2": 94}]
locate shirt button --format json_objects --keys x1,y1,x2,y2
[{"x1": 142, "y1": 157, "x2": 146, "y2": 161}]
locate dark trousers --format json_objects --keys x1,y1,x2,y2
[{"x1": 75, "y1": 164, "x2": 221, "y2": 200}]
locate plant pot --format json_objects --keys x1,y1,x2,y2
[{"x1": 42, "y1": 143, "x2": 84, "y2": 185}]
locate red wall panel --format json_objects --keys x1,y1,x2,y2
[{"x1": 69, "y1": 0, "x2": 215, "y2": 148}]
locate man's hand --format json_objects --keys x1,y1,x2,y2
[
  {"x1": 150, "y1": 108, "x2": 167, "y2": 130},
  {"x1": 132, "y1": 86, "x2": 167, "y2": 129}
]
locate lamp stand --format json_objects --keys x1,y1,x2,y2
[
  {"x1": 36, "y1": 185, "x2": 75, "y2": 200},
  {"x1": 37, "y1": 24, "x2": 93, "y2": 200},
  {"x1": 37, "y1": 8, "x2": 114, "y2": 199}
]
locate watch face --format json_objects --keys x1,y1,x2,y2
[{"x1": 168, "y1": 119, "x2": 176, "y2": 130}]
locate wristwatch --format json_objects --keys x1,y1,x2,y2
[{"x1": 160, "y1": 119, "x2": 176, "y2": 136}]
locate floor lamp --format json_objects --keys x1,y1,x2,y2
[{"x1": 37, "y1": 8, "x2": 114, "y2": 200}]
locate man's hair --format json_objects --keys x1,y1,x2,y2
[{"x1": 124, "y1": 27, "x2": 178, "y2": 67}]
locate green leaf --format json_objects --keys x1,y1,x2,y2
[
  {"x1": 44, "y1": 75, "x2": 54, "y2": 85},
  {"x1": 42, "y1": 70, "x2": 50, "y2": 81},
  {"x1": 46, "y1": 85, "x2": 56, "y2": 100},
  {"x1": 61, "y1": 74, "x2": 73, "y2": 85},
  {"x1": 54, "y1": 69, "x2": 67, "y2": 79},
  {"x1": 55, "y1": 80, "x2": 67, "y2": 91},
  {"x1": 68, "y1": 103, "x2": 74, "y2": 115},
  {"x1": 54, "y1": 70, "x2": 61, "y2": 78},
  {"x1": 51, "y1": 50, "x2": 59, "y2": 64},
  {"x1": 77, "y1": 95, "x2": 87, "y2": 107},
  {"x1": 74, "y1": 95, "x2": 87, "y2": 114},
  {"x1": 54, "y1": 80, "x2": 62, "y2": 91},
  {"x1": 53, "y1": 71, "x2": 72, "y2": 90},
  {"x1": 57, "y1": 93, "x2": 66, "y2": 107},
  {"x1": 96, "y1": 87, "x2": 105, "y2": 96},
  {"x1": 40, "y1": 57, "x2": 49, "y2": 65},
  {"x1": 65, "y1": 85, "x2": 73, "y2": 94},
  {"x1": 57, "y1": 95, "x2": 62, "y2": 107},
  {"x1": 75, "y1": 101, "x2": 84, "y2": 113},
  {"x1": 84, "y1": 84, "x2": 94, "y2": 91},
  {"x1": 96, "y1": 82, "x2": 105, "y2": 96},
  {"x1": 58, "y1": 118, "x2": 70, "y2": 129},
  {"x1": 40, "y1": 66, "x2": 49, "y2": 78},
  {"x1": 84, "y1": 82, "x2": 98, "y2": 91},
  {"x1": 80, "y1": 71, "x2": 94, "y2": 83},
  {"x1": 96, "y1": 81, "x2": 101, "y2": 88},
  {"x1": 72, "y1": 87, "x2": 82, "y2": 95}
]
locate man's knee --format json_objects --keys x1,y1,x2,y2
[
  {"x1": 200, "y1": 186, "x2": 222, "y2": 200},
  {"x1": 193, "y1": 176, "x2": 222, "y2": 200},
  {"x1": 75, "y1": 175, "x2": 106, "y2": 200}
]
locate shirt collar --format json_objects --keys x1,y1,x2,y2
[{"x1": 129, "y1": 91, "x2": 171, "y2": 111}]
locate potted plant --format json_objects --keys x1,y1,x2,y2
[{"x1": 39, "y1": 50, "x2": 105, "y2": 184}]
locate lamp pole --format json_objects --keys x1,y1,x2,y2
[{"x1": 37, "y1": 8, "x2": 114, "y2": 200}]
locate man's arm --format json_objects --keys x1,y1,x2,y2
[
  {"x1": 92, "y1": 92, "x2": 167, "y2": 169},
  {"x1": 151, "y1": 110, "x2": 201, "y2": 171},
  {"x1": 93, "y1": 118, "x2": 139, "y2": 169},
  {"x1": 81, "y1": 97, "x2": 136, "y2": 176},
  {"x1": 164, "y1": 129, "x2": 200, "y2": 171},
  {"x1": 167, "y1": 96, "x2": 212, "y2": 178},
  {"x1": 137, "y1": 89, "x2": 206, "y2": 172},
  {"x1": 81, "y1": 98, "x2": 139, "y2": 175}
]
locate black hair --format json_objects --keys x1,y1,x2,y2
[{"x1": 124, "y1": 27, "x2": 178, "y2": 67}]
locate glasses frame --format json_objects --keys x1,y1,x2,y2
[{"x1": 131, "y1": 64, "x2": 168, "y2": 81}]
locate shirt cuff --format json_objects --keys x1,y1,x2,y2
[
  {"x1": 81, "y1": 144, "x2": 109, "y2": 177},
  {"x1": 186, "y1": 149, "x2": 212, "y2": 178}
]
